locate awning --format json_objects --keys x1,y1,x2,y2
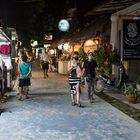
[
  {"x1": 69, "y1": 15, "x2": 111, "y2": 43},
  {"x1": 85, "y1": 0, "x2": 140, "y2": 17},
  {"x1": 0, "y1": 29, "x2": 11, "y2": 42}
]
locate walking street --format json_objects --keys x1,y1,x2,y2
[{"x1": 0, "y1": 64, "x2": 140, "y2": 140}]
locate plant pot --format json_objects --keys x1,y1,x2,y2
[{"x1": 126, "y1": 95, "x2": 137, "y2": 104}]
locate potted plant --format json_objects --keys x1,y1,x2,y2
[
  {"x1": 136, "y1": 75, "x2": 140, "y2": 91},
  {"x1": 124, "y1": 83, "x2": 138, "y2": 104}
]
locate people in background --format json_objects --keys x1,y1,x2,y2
[
  {"x1": 83, "y1": 52, "x2": 97, "y2": 103},
  {"x1": 40, "y1": 48, "x2": 49, "y2": 78},
  {"x1": 25, "y1": 49, "x2": 33, "y2": 63}
]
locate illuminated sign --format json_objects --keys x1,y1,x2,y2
[
  {"x1": 83, "y1": 39, "x2": 97, "y2": 53},
  {"x1": 123, "y1": 19, "x2": 140, "y2": 60},
  {"x1": 58, "y1": 19, "x2": 70, "y2": 32}
]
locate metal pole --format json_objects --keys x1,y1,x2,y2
[{"x1": 120, "y1": 21, "x2": 123, "y2": 62}]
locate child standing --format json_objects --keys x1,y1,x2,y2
[{"x1": 18, "y1": 55, "x2": 32, "y2": 100}]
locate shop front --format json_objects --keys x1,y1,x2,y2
[
  {"x1": 56, "y1": 41, "x2": 82, "y2": 74},
  {"x1": 57, "y1": 43, "x2": 71, "y2": 75},
  {"x1": 0, "y1": 28, "x2": 12, "y2": 97},
  {"x1": 110, "y1": 2, "x2": 140, "y2": 80},
  {"x1": 56, "y1": 16, "x2": 111, "y2": 74}
]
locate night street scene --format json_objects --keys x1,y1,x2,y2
[{"x1": 0, "y1": 0, "x2": 140, "y2": 140}]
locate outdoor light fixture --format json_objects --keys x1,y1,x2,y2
[
  {"x1": 34, "y1": 41, "x2": 38, "y2": 46},
  {"x1": 30, "y1": 40, "x2": 38, "y2": 47},
  {"x1": 58, "y1": 44, "x2": 63, "y2": 50},
  {"x1": 50, "y1": 49, "x2": 55, "y2": 55},
  {"x1": 63, "y1": 43, "x2": 70, "y2": 50},
  {"x1": 44, "y1": 44, "x2": 50, "y2": 48},
  {"x1": 19, "y1": 41, "x2": 22, "y2": 46}
]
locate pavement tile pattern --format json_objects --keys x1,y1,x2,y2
[{"x1": 0, "y1": 66, "x2": 140, "y2": 140}]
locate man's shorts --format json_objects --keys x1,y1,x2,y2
[{"x1": 19, "y1": 78, "x2": 31, "y2": 87}]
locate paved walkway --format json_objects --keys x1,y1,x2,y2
[{"x1": 0, "y1": 65, "x2": 140, "y2": 140}]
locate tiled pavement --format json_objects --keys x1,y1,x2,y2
[{"x1": 0, "y1": 65, "x2": 140, "y2": 140}]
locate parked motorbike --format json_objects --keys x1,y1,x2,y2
[
  {"x1": 114, "y1": 63, "x2": 135, "y2": 93},
  {"x1": 94, "y1": 65, "x2": 135, "y2": 93},
  {"x1": 94, "y1": 72, "x2": 116, "y2": 93}
]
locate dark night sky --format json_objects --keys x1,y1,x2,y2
[
  {"x1": 0, "y1": 0, "x2": 103, "y2": 43},
  {"x1": 0, "y1": 0, "x2": 103, "y2": 26}
]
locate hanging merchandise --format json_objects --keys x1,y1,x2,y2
[
  {"x1": 0, "y1": 57, "x2": 6, "y2": 96},
  {"x1": 0, "y1": 44, "x2": 10, "y2": 55}
]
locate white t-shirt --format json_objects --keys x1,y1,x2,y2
[{"x1": 40, "y1": 53, "x2": 48, "y2": 62}]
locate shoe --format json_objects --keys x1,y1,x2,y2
[
  {"x1": 25, "y1": 95, "x2": 29, "y2": 99},
  {"x1": 89, "y1": 96, "x2": 94, "y2": 103},
  {"x1": 18, "y1": 96, "x2": 23, "y2": 101},
  {"x1": 72, "y1": 102, "x2": 76, "y2": 106},
  {"x1": 90, "y1": 99, "x2": 94, "y2": 103},
  {"x1": 77, "y1": 103, "x2": 82, "y2": 107}
]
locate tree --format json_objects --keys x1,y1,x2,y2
[{"x1": 6, "y1": 0, "x2": 70, "y2": 48}]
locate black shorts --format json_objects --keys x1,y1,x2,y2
[
  {"x1": 19, "y1": 78, "x2": 31, "y2": 87},
  {"x1": 42, "y1": 62, "x2": 49, "y2": 70}
]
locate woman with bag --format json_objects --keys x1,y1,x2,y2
[{"x1": 68, "y1": 52, "x2": 82, "y2": 107}]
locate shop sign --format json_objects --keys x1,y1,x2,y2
[
  {"x1": 83, "y1": 39, "x2": 97, "y2": 53},
  {"x1": 45, "y1": 34, "x2": 53, "y2": 41},
  {"x1": 58, "y1": 19, "x2": 70, "y2": 32},
  {"x1": 123, "y1": 19, "x2": 140, "y2": 60}
]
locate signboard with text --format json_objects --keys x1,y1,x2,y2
[{"x1": 123, "y1": 19, "x2": 140, "y2": 60}]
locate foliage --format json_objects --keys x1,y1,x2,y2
[
  {"x1": 92, "y1": 45, "x2": 120, "y2": 75},
  {"x1": 136, "y1": 75, "x2": 140, "y2": 84},
  {"x1": 78, "y1": 47, "x2": 87, "y2": 61},
  {"x1": 8, "y1": 0, "x2": 69, "y2": 46},
  {"x1": 93, "y1": 47, "x2": 105, "y2": 67},
  {"x1": 0, "y1": 95, "x2": 8, "y2": 111},
  {"x1": 124, "y1": 84, "x2": 138, "y2": 96},
  {"x1": 107, "y1": 49, "x2": 120, "y2": 65}
]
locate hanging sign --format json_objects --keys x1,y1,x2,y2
[
  {"x1": 83, "y1": 39, "x2": 97, "y2": 53},
  {"x1": 58, "y1": 19, "x2": 70, "y2": 32},
  {"x1": 123, "y1": 19, "x2": 140, "y2": 60}
]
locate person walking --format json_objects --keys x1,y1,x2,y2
[
  {"x1": 24, "y1": 49, "x2": 33, "y2": 95},
  {"x1": 25, "y1": 49, "x2": 33, "y2": 63},
  {"x1": 68, "y1": 52, "x2": 82, "y2": 107},
  {"x1": 40, "y1": 48, "x2": 49, "y2": 78},
  {"x1": 83, "y1": 52, "x2": 97, "y2": 103},
  {"x1": 15, "y1": 49, "x2": 25, "y2": 95},
  {"x1": 18, "y1": 55, "x2": 32, "y2": 100}
]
